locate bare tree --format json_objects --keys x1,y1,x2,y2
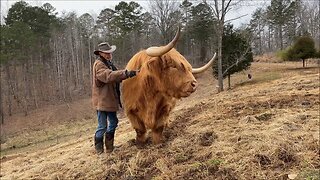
[
  {"x1": 302, "y1": 1, "x2": 320, "y2": 48},
  {"x1": 318, "y1": 0, "x2": 320, "y2": 48},
  {"x1": 0, "y1": 66, "x2": 3, "y2": 124},
  {"x1": 149, "y1": 0, "x2": 181, "y2": 44},
  {"x1": 209, "y1": 0, "x2": 244, "y2": 92}
]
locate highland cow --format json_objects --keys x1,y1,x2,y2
[{"x1": 122, "y1": 27, "x2": 216, "y2": 144}]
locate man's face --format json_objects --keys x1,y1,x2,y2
[{"x1": 99, "y1": 52, "x2": 112, "y2": 60}]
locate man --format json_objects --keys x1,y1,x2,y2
[{"x1": 92, "y1": 42, "x2": 138, "y2": 154}]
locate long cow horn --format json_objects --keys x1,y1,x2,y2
[
  {"x1": 146, "y1": 26, "x2": 181, "y2": 57},
  {"x1": 192, "y1": 53, "x2": 217, "y2": 74}
]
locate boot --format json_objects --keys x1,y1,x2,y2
[
  {"x1": 105, "y1": 132, "x2": 115, "y2": 153},
  {"x1": 94, "y1": 135, "x2": 104, "y2": 154}
]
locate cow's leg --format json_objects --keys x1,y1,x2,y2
[
  {"x1": 126, "y1": 111, "x2": 147, "y2": 144},
  {"x1": 151, "y1": 104, "x2": 171, "y2": 144},
  {"x1": 151, "y1": 125, "x2": 164, "y2": 144},
  {"x1": 135, "y1": 127, "x2": 147, "y2": 144}
]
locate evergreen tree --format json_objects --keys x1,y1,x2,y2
[
  {"x1": 114, "y1": 1, "x2": 144, "y2": 36},
  {"x1": 212, "y1": 25, "x2": 253, "y2": 89},
  {"x1": 79, "y1": 13, "x2": 95, "y2": 39},
  {"x1": 96, "y1": 8, "x2": 117, "y2": 40},
  {"x1": 249, "y1": 8, "x2": 266, "y2": 54},
  {"x1": 0, "y1": 22, "x2": 35, "y2": 63},
  {"x1": 6, "y1": 1, "x2": 58, "y2": 37},
  {"x1": 139, "y1": 12, "x2": 156, "y2": 48},
  {"x1": 180, "y1": 0, "x2": 193, "y2": 27},
  {"x1": 188, "y1": 2, "x2": 216, "y2": 63},
  {"x1": 286, "y1": 36, "x2": 317, "y2": 67},
  {"x1": 266, "y1": 0, "x2": 296, "y2": 50},
  {"x1": 284, "y1": 0, "x2": 301, "y2": 45}
]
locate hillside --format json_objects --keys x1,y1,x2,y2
[{"x1": 0, "y1": 62, "x2": 319, "y2": 179}]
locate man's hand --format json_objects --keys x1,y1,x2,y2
[{"x1": 125, "y1": 70, "x2": 139, "y2": 78}]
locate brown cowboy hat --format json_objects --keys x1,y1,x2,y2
[{"x1": 94, "y1": 42, "x2": 116, "y2": 55}]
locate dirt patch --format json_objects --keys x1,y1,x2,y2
[
  {"x1": 276, "y1": 145, "x2": 297, "y2": 164},
  {"x1": 254, "y1": 154, "x2": 271, "y2": 166},
  {"x1": 198, "y1": 131, "x2": 218, "y2": 146}
]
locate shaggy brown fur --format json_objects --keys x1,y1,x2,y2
[{"x1": 122, "y1": 48, "x2": 197, "y2": 144}]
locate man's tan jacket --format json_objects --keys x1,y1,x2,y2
[{"x1": 92, "y1": 59, "x2": 127, "y2": 112}]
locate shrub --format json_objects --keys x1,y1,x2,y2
[
  {"x1": 289, "y1": 36, "x2": 317, "y2": 61},
  {"x1": 316, "y1": 50, "x2": 320, "y2": 58},
  {"x1": 277, "y1": 46, "x2": 292, "y2": 61},
  {"x1": 279, "y1": 36, "x2": 317, "y2": 67}
]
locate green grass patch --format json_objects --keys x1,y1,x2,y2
[
  {"x1": 207, "y1": 159, "x2": 223, "y2": 166},
  {"x1": 174, "y1": 153, "x2": 190, "y2": 163},
  {"x1": 300, "y1": 169, "x2": 320, "y2": 180},
  {"x1": 190, "y1": 162, "x2": 203, "y2": 169}
]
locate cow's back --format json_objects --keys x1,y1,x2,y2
[
  {"x1": 125, "y1": 50, "x2": 150, "y2": 70},
  {"x1": 122, "y1": 50, "x2": 149, "y2": 111}
]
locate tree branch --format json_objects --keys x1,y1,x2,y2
[
  {"x1": 225, "y1": 14, "x2": 248, "y2": 23},
  {"x1": 223, "y1": 46, "x2": 251, "y2": 76},
  {"x1": 223, "y1": 0, "x2": 232, "y2": 15},
  {"x1": 213, "y1": 0, "x2": 220, "y2": 19}
]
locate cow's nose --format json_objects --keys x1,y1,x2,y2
[{"x1": 191, "y1": 80, "x2": 198, "y2": 88}]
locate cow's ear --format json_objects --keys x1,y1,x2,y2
[
  {"x1": 147, "y1": 57, "x2": 165, "y2": 74},
  {"x1": 162, "y1": 54, "x2": 172, "y2": 67}
]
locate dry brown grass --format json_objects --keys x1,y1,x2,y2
[
  {"x1": 0, "y1": 61, "x2": 319, "y2": 179},
  {"x1": 254, "y1": 53, "x2": 284, "y2": 63}
]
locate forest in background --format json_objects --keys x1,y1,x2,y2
[{"x1": 0, "y1": 0, "x2": 319, "y2": 122}]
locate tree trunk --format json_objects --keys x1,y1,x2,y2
[
  {"x1": 80, "y1": 37, "x2": 85, "y2": 89},
  {"x1": 39, "y1": 44, "x2": 46, "y2": 102},
  {"x1": 302, "y1": 59, "x2": 305, "y2": 68},
  {"x1": 68, "y1": 28, "x2": 78, "y2": 90},
  {"x1": 258, "y1": 23, "x2": 262, "y2": 54},
  {"x1": 75, "y1": 26, "x2": 81, "y2": 89},
  {"x1": 268, "y1": 26, "x2": 271, "y2": 51},
  {"x1": 227, "y1": 74, "x2": 231, "y2": 90},
  {"x1": 0, "y1": 66, "x2": 4, "y2": 124},
  {"x1": 57, "y1": 35, "x2": 66, "y2": 100},
  {"x1": 279, "y1": 25, "x2": 283, "y2": 50},
  {"x1": 23, "y1": 62, "x2": 29, "y2": 116},
  {"x1": 318, "y1": 0, "x2": 320, "y2": 48},
  {"x1": 217, "y1": 21, "x2": 224, "y2": 92},
  {"x1": 88, "y1": 37, "x2": 93, "y2": 86},
  {"x1": 31, "y1": 53, "x2": 39, "y2": 109},
  {"x1": 200, "y1": 41, "x2": 207, "y2": 63},
  {"x1": 5, "y1": 64, "x2": 13, "y2": 116}
]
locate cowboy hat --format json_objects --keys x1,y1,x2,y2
[{"x1": 94, "y1": 42, "x2": 116, "y2": 55}]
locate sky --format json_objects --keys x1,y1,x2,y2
[{"x1": 0, "y1": 0, "x2": 270, "y2": 27}]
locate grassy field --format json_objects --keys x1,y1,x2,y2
[{"x1": 0, "y1": 61, "x2": 319, "y2": 179}]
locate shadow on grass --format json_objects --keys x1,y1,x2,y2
[
  {"x1": 285, "y1": 66, "x2": 319, "y2": 71},
  {"x1": 235, "y1": 72, "x2": 282, "y2": 88}
]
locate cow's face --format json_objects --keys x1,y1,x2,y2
[
  {"x1": 144, "y1": 27, "x2": 216, "y2": 98},
  {"x1": 143, "y1": 50, "x2": 197, "y2": 98},
  {"x1": 161, "y1": 50, "x2": 198, "y2": 98}
]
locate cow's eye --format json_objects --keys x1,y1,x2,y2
[
  {"x1": 180, "y1": 63, "x2": 186, "y2": 71},
  {"x1": 170, "y1": 66, "x2": 178, "y2": 70}
]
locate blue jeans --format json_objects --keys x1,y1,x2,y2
[{"x1": 95, "y1": 111, "x2": 118, "y2": 138}]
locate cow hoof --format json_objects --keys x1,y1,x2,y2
[
  {"x1": 152, "y1": 133, "x2": 164, "y2": 145},
  {"x1": 135, "y1": 140, "x2": 148, "y2": 149},
  {"x1": 136, "y1": 139, "x2": 146, "y2": 145},
  {"x1": 136, "y1": 135, "x2": 147, "y2": 144},
  {"x1": 152, "y1": 138, "x2": 163, "y2": 145}
]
